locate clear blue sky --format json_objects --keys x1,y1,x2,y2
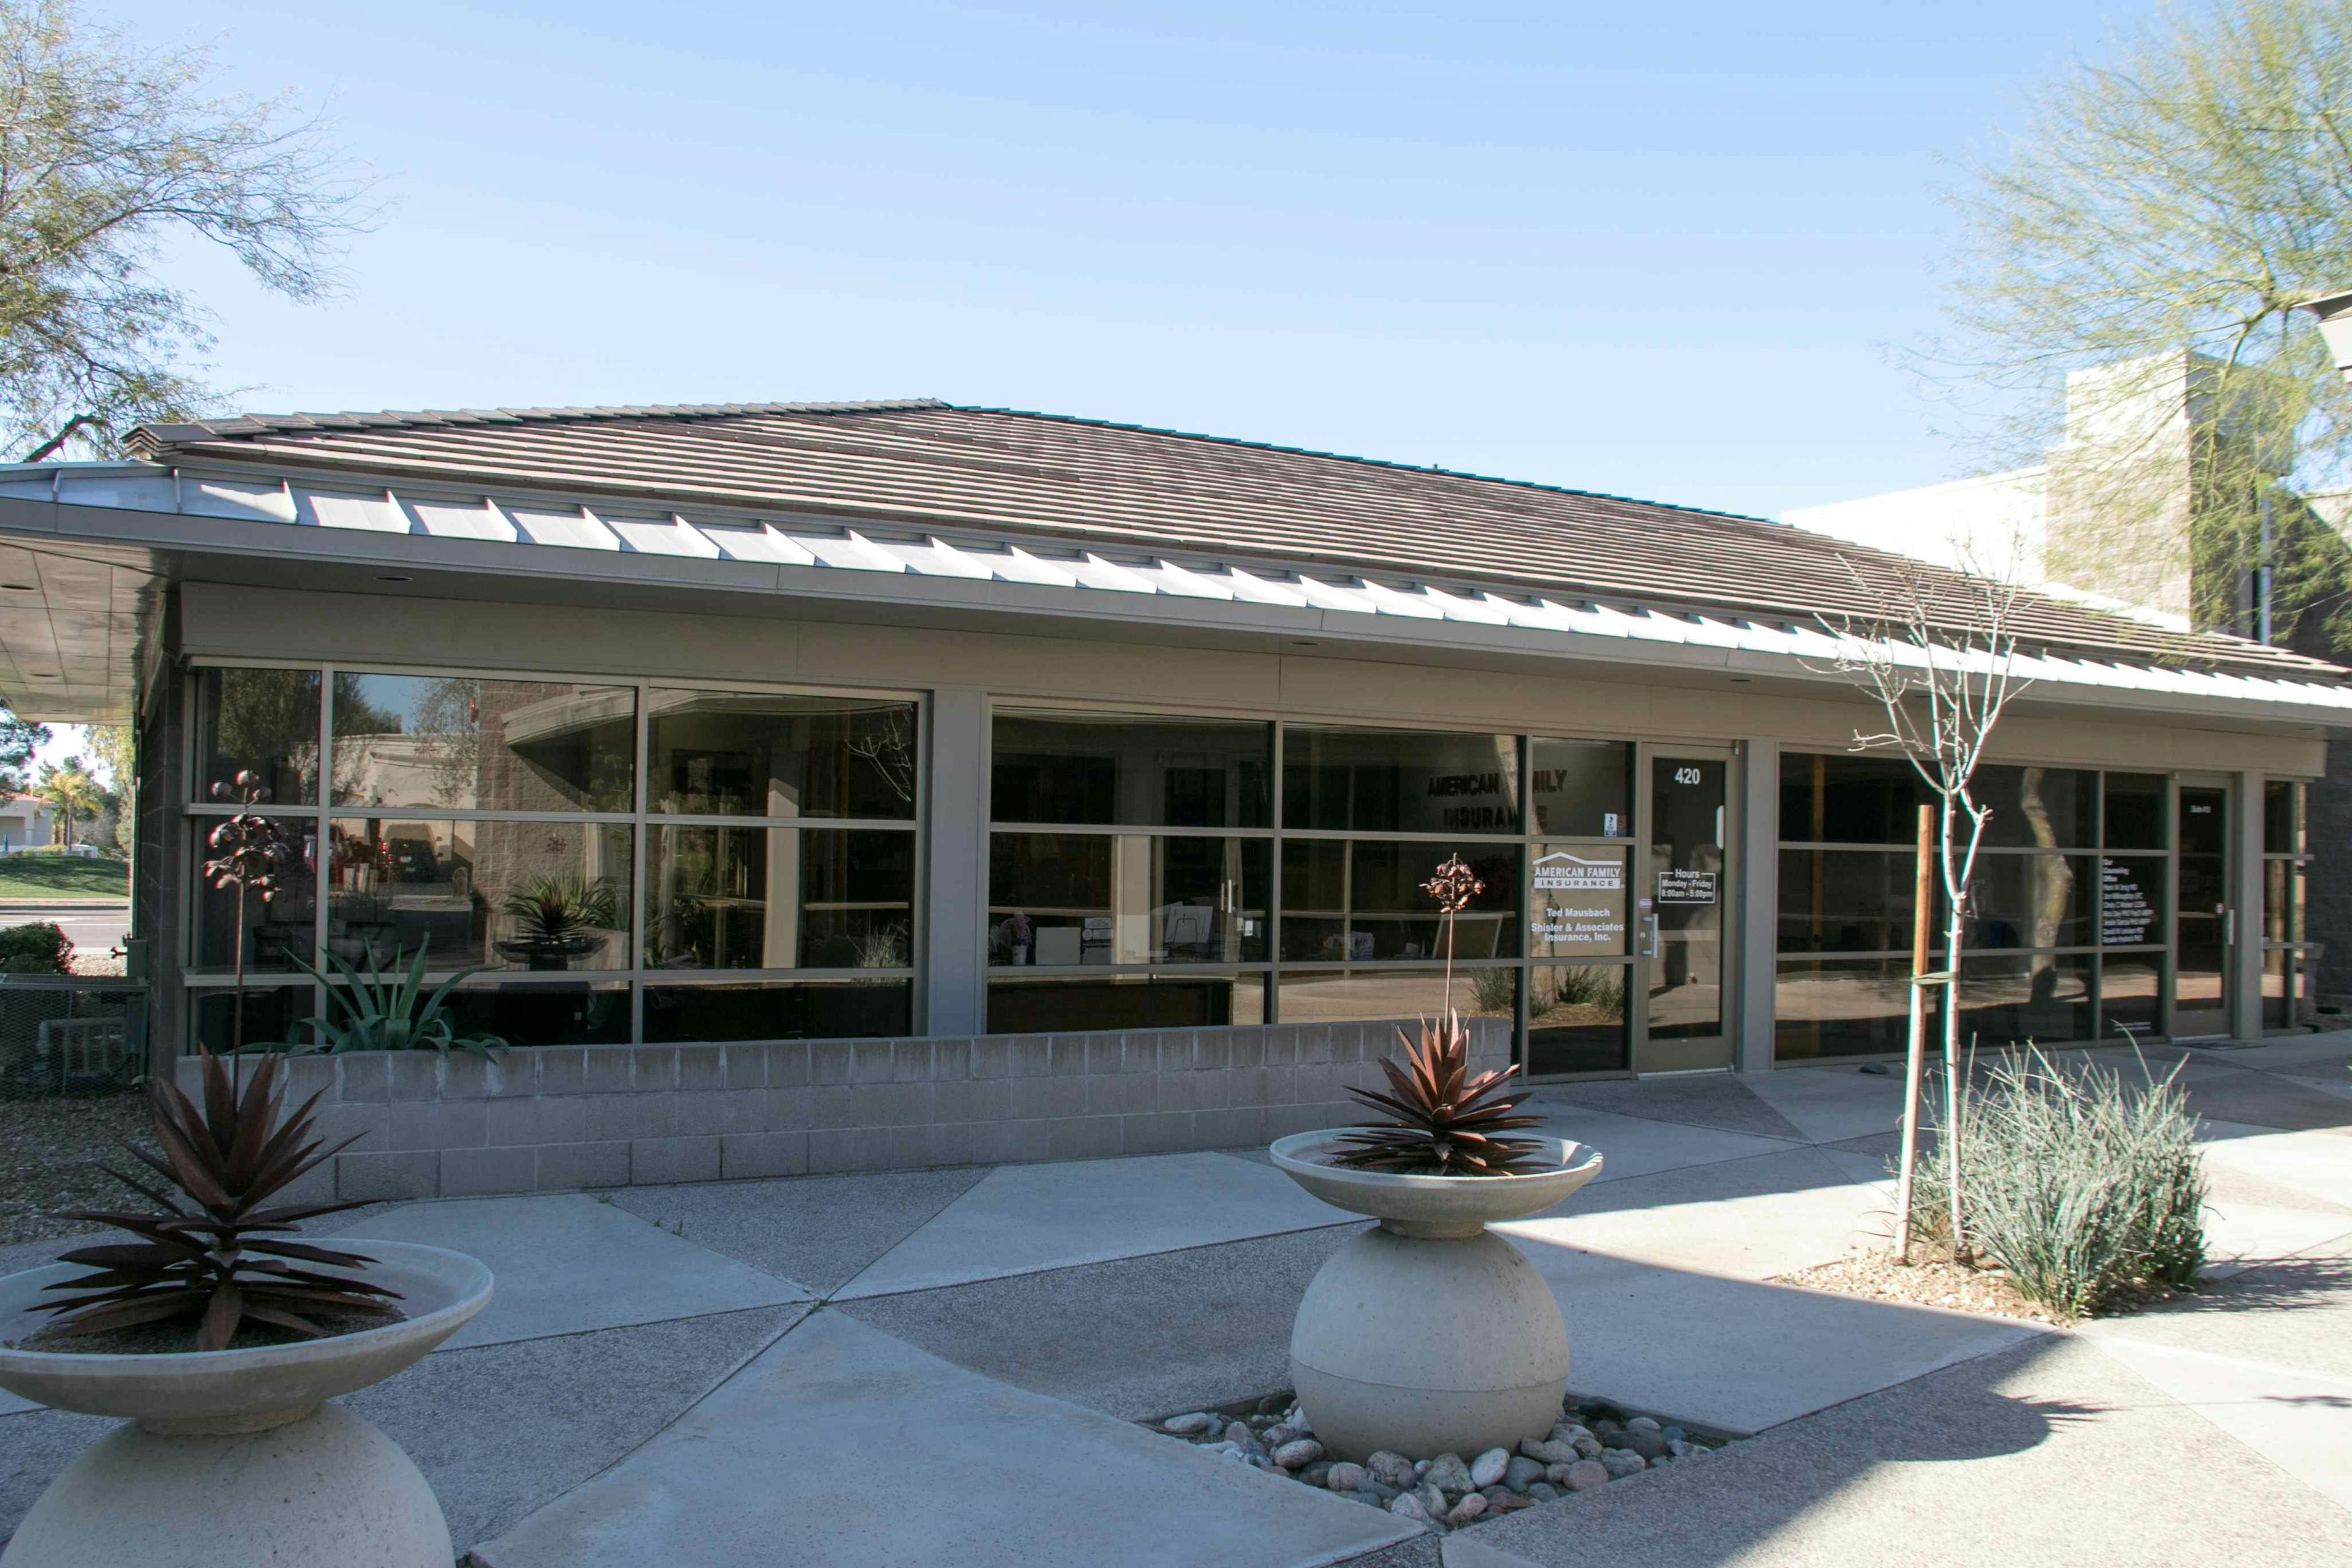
[{"x1": 88, "y1": 0, "x2": 2149, "y2": 523}]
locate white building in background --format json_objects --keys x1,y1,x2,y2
[{"x1": 0, "y1": 795, "x2": 56, "y2": 851}]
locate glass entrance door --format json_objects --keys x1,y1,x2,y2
[
  {"x1": 1638, "y1": 750, "x2": 1735, "y2": 1072},
  {"x1": 2171, "y1": 780, "x2": 2232, "y2": 1039}
]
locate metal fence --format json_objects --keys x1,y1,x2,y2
[{"x1": 0, "y1": 976, "x2": 146, "y2": 1099}]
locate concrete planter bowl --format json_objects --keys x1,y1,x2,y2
[
  {"x1": 0, "y1": 1240, "x2": 492, "y2": 1568},
  {"x1": 1270, "y1": 1131, "x2": 1602, "y2": 1463}
]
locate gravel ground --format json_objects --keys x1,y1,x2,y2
[
  {"x1": 1771, "y1": 1246, "x2": 2191, "y2": 1327},
  {"x1": 0, "y1": 1091, "x2": 149, "y2": 1245}
]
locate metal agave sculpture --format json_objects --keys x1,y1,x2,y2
[
  {"x1": 36, "y1": 1051, "x2": 399, "y2": 1351},
  {"x1": 1327, "y1": 854, "x2": 1550, "y2": 1176},
  {"x1": 203, "y1": 771, "x2": 300, "y2": 1059}
]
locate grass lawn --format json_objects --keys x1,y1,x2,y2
[{"x1": 0, "y1": 852, "x2": 128, "y2": 900}]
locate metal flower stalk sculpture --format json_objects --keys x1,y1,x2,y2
[{"x1": 202, "y1": 772, "x2": 297, "y2": 1069}]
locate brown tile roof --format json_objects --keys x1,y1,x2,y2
[{"x1": 127, "y1": 399, "x2": 2342, "y2": 678}]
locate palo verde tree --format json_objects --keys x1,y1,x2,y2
[
  {"x1": 0, "y1": 0, "x2": 364, "y2": 459},
  {"x1": 1931, "y1": 0, "x2": 2352, "y2": 656}
]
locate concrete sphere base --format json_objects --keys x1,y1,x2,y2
[
  {"x1": 1291, "y1": 1226, "x2": 1571, "y2": 1462},
  {"x1": 0, "y1": 1403, "x2": 451, "y2": 1568}
]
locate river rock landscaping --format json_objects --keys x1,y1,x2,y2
[{"x1": 1146, "y1": 1390, "x2": 1725, "y2": 1532}]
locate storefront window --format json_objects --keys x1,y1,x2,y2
[
  {"x1": 1279, "y1": 840, "x2": 1520, "y2": 962},
  {"x1": 992, "y1": 711, "x2": 1270, "y2": 827},
  {"x1": 195, "y1": 666, "x2": 321, "y2": 805},
  {"x1": 646, "y1": 826, "x2": 913, "y2": 971},
  {"x1": 1529, "y1": 739, "x2": 1631, "y2": 838},
  {"x1": 988, "y1": 832, "x2": 1269, "y2": 967},
  {"x1": 1774, "y1": 957, "x2": 1921, "y2": 1061},
  {"x1": 1527, "y1": 964, "x2": 1627, "y2": 1074},
  {"x1": 985, "y1": 973, "x2": 1265, "y2": 1033},
  {"x1": 326, "y1": 818, "x2": 632, "y2": 972},
  {"x1": 1275, "y1": 968, "x2": 1511, "y2": 1027},
  {"x1": 333, "y1": 673, "x2": 635, "y2": 812},
  {"x1": 1283, "y1": 726, "x2": 1520, "y2": 833},
  {"x1": 650, "y1": 690, "x2": 916, "y2": 819},
  {"x1": 644, "y1": 979, "x2": 912, "y2": 1042}
]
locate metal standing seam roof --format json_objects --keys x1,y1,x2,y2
[{"x1": 82, "y1": 397, "x2": 2348, "y2": 706}]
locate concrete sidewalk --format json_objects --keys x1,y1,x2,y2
[{"x1": 2, "y1": 1033, "x2": 2348, "y2": 1565}]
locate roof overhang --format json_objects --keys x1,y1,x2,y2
[{"x1": 1, "y1": 458, "x2": 2348, "y2": 734}]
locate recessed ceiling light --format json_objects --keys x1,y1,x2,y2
[
  {"x1": 1729, "y1": 676, "x2": 1752, "y2": 684},
  {"x1": 26, "y1": 672, "x2": 57, "y2": 679},
  {"x1": 0, "y1": 582, "x2": 36, "y2": 592},
  {"x1": 375, "y1": 573, "x2": 413, "y2": 584},
  {"x1": 1291, "y1": 639, "x2": 1320, "y2": 648}
]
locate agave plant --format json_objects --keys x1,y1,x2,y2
[
  {"x1": 500, "y1": 874, "x2": 620, "y2": 940},
  {"x1": 1327, "y1": 1011, "x2": 1550, "y2": 1175},
  {"x1": 36, "y1": 1050, "x2": 399, "y2": 1351},
  {"x1": 1327, "y1": 853, "x2": 1550, "y2": 1175},
  {"x1": 284, "y1": 945, "x2": 508, "y2": 1059}
]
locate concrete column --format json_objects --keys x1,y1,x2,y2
[
  {"x1": 1735, "y1": 738, "x2": 1781, "y2": 1074},
  {"x1": 924, "y1": 689, "x2": 987, "y2": 1036},
  {"x1": 2231, "y1": 769, "x2": 2266, "y2": 1041}
]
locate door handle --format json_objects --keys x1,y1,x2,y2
[
  {"x1": 2224, "y1": 909, "x2": 2234, "y2": 946},
  {"x1": 1639, "y1": 913, "x2": 1659, "y2": 958}
]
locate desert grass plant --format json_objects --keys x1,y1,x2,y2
[
  {"x1": 1905, "y1": 1043, "x2": 2206, "y2": 1319},
  {"x1": 282, "y1": 945, "x2": 507, "y2": 1058},
  {"x1": 1329, "y1": 856, "x2": 1548, "y2": 1176},
  {"x1": 36, "y1": 1050, "x2": 398, "y2": 1351}
]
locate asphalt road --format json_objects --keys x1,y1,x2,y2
[{"x1": 0, "y1": 901, "x2": 129, "y2": 959}]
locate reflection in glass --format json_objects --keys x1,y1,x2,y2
[
  {"x1": 2099, "y1": 954, "x2": 2162, "y2": 1038},
  {"x1": 191, "y1": 986, "x2": 307, "y2": 1053},
  {"x1": 644, "y1": 980, "x2": 911, "y2": 1041},
  {"x1": 1279, "y1": 841, "x2": 1520, "y2": 962},
  {"x1": 1774, "y1": 958, "x2": 1921, "y2": 1060},
  {"x1": 1527, "y1": 965, "x2": 1628, "y2": 1075},
  {"x1": 2174, "y1": 785, "x2": 2228, "y2": 1031},
  {"x1": 194, "y1": 829, "x2": 317, "y2": 971},
  {"x1": 327, "y1": 818, "x2": 630, "y2": 971},
  {"x1": 652, "y1": 690, "x2": 917, "y2": 820},
  {"x1": 1778, "y1": 849, "x2": 1929, "y2": 955},
  {"x1": 1283, "y1": 726, "x2": 1520, "y2": 833},
  {"x1": 1950, "y1": 953, "x2": 2092, "y2": 1044},
  {"x1": 2263, "y1": 948, "x2": 2294, "y2": 1030},
  {"x1": 436, "y1": 984, "x2": 630, "y2": 1047},
  {"x1": 645, "y1": 827, "x2": 912, "y2": 971},
  {"x1": 1529, "y1": 740, "x2": 1631, "y2": 837},
  {"x1": 1649, "y1": 757, "x2": 1725, "y2": 1039},
  {"x1": 986, "y1": 973, "x2": 1265, "y2": 1033},
  {"x1": 2102, "y1": 774, "x2": 2167, "y2": 851},
  {"x1": 991, "y1": 711, "x2": 1268, "y2": 827},
  {"x1": 1964, "y1": 854, "x2": 2093, "y2": 949},
  {"x1": 987, "y1": 834, "x2": 1269, "y2": 966},
  {"x1": 2263, "y1": 780, "x2": 2304, "y2": 855},
  {"x1": 1276, "y1": 967, "x2": 1512, "y2": 1026},
  {"x1": 2263, "y1": 859, "x2": 2303, "y2": 946},
  {"x1": 1777, "y1": 752, "x2": 1929, "y2": 845},
  {"x1": 2099, "y1": 856, "x2": 2166, "y2": 947},
  {"x1": 332, "y1": 674, "x2": 635, "y2": 812},
  {"x1": 1972, "y1": 766, "x2": 2096, "y2": 850},
  {"x1": 196, "y1": 667, "x2": 320, "y2": 805}
]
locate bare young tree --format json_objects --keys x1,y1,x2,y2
[
  {"x1": 1819, "y1": 557, "x2": 2037, "y2": 1264},
  {"x1": 0, "y1": 0, "x2": 367, "y2": 459}
]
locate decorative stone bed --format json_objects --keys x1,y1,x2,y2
[{"x1": 1145, "y1": 1389, "x2": 1727, "y2": 1532}]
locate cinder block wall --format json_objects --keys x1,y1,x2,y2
[{"x1": 185, "y1": 1020, "x2": 1513, "y2": 1203}]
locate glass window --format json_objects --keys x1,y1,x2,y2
[
  {"x1": 1275, "y1": 968, "x2": 1510, "y2": 1026},
  {"x1": 1528, "y1": 964, "x2": 1628, "y2": 1074},
  {"x1": 1962, "y1": 854, "x2": 2095, "y2": 950},
  {"x1": 1774, "y1": 958, "x2": 1923, "y2": 1061},
  {"x1": 190, "y1": 986, "x2": 309, "y2": 1053},
  {"x1": 1972, "y1": 766, "x2": 2096, "y2": 850},
  {"x1": 2100, "y1": 856, "x2": 2166, "y2": 947},
  {"x1": 986, "y1": 973, "x2": 1265, "y2": 1033},
  {"x1": 1279, "y1": 841, "x2": 1521, "y2": 962},
  {"x1": 1529, "y1": 739, "x2": 1631, "y2": 837},
  {"x1": 2262, "y1": 948, "x2": 2295, "y2": 1031},
  {"x1": 652, "y1": 690, "x2": 916, "y2": 820},
  {"x1": 2263, "y1": 858, "x2": 2304, "y2": 946},
  {"x1": 988, "y1": 833, "x2": 1270, "y2": 966},
  {"x1": 333, "y1": 673, "x2": 635, "y2": 812},
  {"x1": 193, "y1": 826, "x2": 318, "y2": 971},
  {"x1": 2103, "y1": 774, "x2": 2167, "y2": 851},
  {"x1": 991, "y1": 711, "x2": 1269, "y2": 828},
  {"x1": 196, "y1": 667, "x2": 321, "y2": 805},
  {"x1": 1778, "y1": 849, "x2": 1930, "y2": 955},
  {"x1": 647, "y1": 827, "x2": 913, "y2": 971},
  {"x1": 1778, "y1": 753, "x2": 1929, "y2": 845},
  {"x1": 2263, "y1": 780, "x2": 2304, "y2": 856},
  {"x1": 1529, "y1": 843, "x2": 1630, "y2": 959},
  {"x1": 1950, "y1": 952, "x2": 2093, "y2": 1044},
  {"x1": 644, "y1": 979, "x2": 911, "y2": 1041},
  {"x1": 2098, "y1": 954, "x2": 2162, "y2": 1038},
  {"x1": 1283, "y1": 726, "x2": 1520, "y2": 834},
  {"x1": 437, "y1": 982, "x2": 631, "y2": 1047},
  {"x1": 326, "y1": 818, "x2": 631, "y2": 972}
]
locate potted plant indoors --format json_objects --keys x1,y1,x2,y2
[
  {"x1": 0, "y1": 1051, "x2": 491, "y2": 1567},
  {"x1": 1270, "y1": 856, "x2": 1603, "y2": 1463}
]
